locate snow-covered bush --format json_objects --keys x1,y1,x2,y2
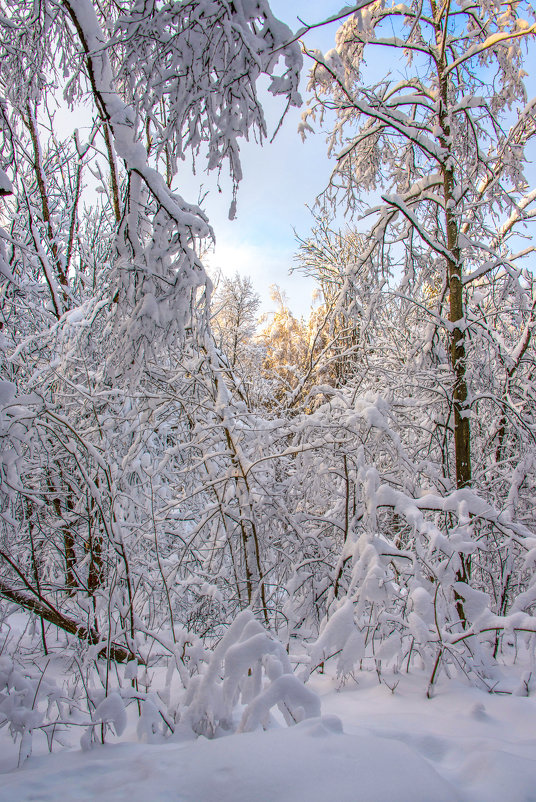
[
  {"x1": 182, "y1": 610, "x2": 320, "y2": 736},
  {"x1": 0, "y1": 655, "x2": 64, "y2": 765}
]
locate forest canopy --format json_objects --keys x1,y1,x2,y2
[{"x1": 0, "y1": 0, "x2": 535, "y2": 761}]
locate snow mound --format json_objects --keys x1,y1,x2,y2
[{"x1": 0, "y1": 722, "x2": 459, "y2": 802}]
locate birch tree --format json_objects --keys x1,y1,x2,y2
[
  {"x1": 302, "y1": 0, "x2": 536, "y2": 494},
  {"x1": 289, "y1": 1, "x2": 536, "y2": 683}
]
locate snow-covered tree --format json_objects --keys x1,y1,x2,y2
[
  {"x1": 302, "y1": 0, "x2": 536, "y2": 492},
  {"x1": 0, "y1": 0, "x2": 302, "y2": 663},
  {"x1": 212, "y1": 273, "x2": 260, "y2": 369},
  {"x1": 292, "y1": 0, "x2": 536, "y2": 685}
]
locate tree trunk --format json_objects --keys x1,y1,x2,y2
[
  {"x1": 437, "y1": 33, "x2": 472, "y2": 623},
  {"x1": 436, "y1": 62, "x2": 472, "y2": 492}
]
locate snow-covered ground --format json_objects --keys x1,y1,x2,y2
[{"x1": 2, "y1": 671, "x2": 536, "y2": 802}]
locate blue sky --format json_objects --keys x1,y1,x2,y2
[
  {"x1": 201, "y1": 1, "x2": 536, "y2": 319},
  {"x1": 51, "y1": 2, "x2": 342, "y2": 317},
  {"x1": 53, "y1": 1, "x2": 536, "y2": 319},
  {"x1": 199, "y1": 1, "x2": 347, "y2": 318}
]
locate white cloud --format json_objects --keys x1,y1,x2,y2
[{"x1": 205, "y1": 237, "x2": 315, "y2": 319}]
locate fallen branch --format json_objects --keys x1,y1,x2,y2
[{"x1": 0, "y1": 578, "x2": 137, "y2": 664}]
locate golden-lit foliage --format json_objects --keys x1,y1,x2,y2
[{"x1": 258, "y1": 284, "x2": 354, "y2": 410}]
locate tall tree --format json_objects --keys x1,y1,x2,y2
[
  {"x1": 290, "y1": 0, "x2": 536, "y2": 676},
  {"x1": 302, "y1": 0, "x2": 536, "y2": 493}
]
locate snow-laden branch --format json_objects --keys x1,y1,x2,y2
[
  {"x1": 381, "y1": 193, "x2": 454, "y2": 262},
  {"x1": 63, "y1": 0, "x2": 212, "y2": 241},
  {"x1": 445, "y1": 24, "x2": 536, "y2": 77}
]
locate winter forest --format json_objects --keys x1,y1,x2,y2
[{"x1": 1, "y1": 0, "x2": 536, "y2": 799}]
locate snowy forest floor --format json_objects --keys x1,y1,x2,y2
[{"x1": 1, "y1": 668, "x2": 536, "y2": 802}]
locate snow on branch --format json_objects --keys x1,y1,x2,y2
[{"x1": 182, "y1": 610, "x2": 321, "y2": 737}]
